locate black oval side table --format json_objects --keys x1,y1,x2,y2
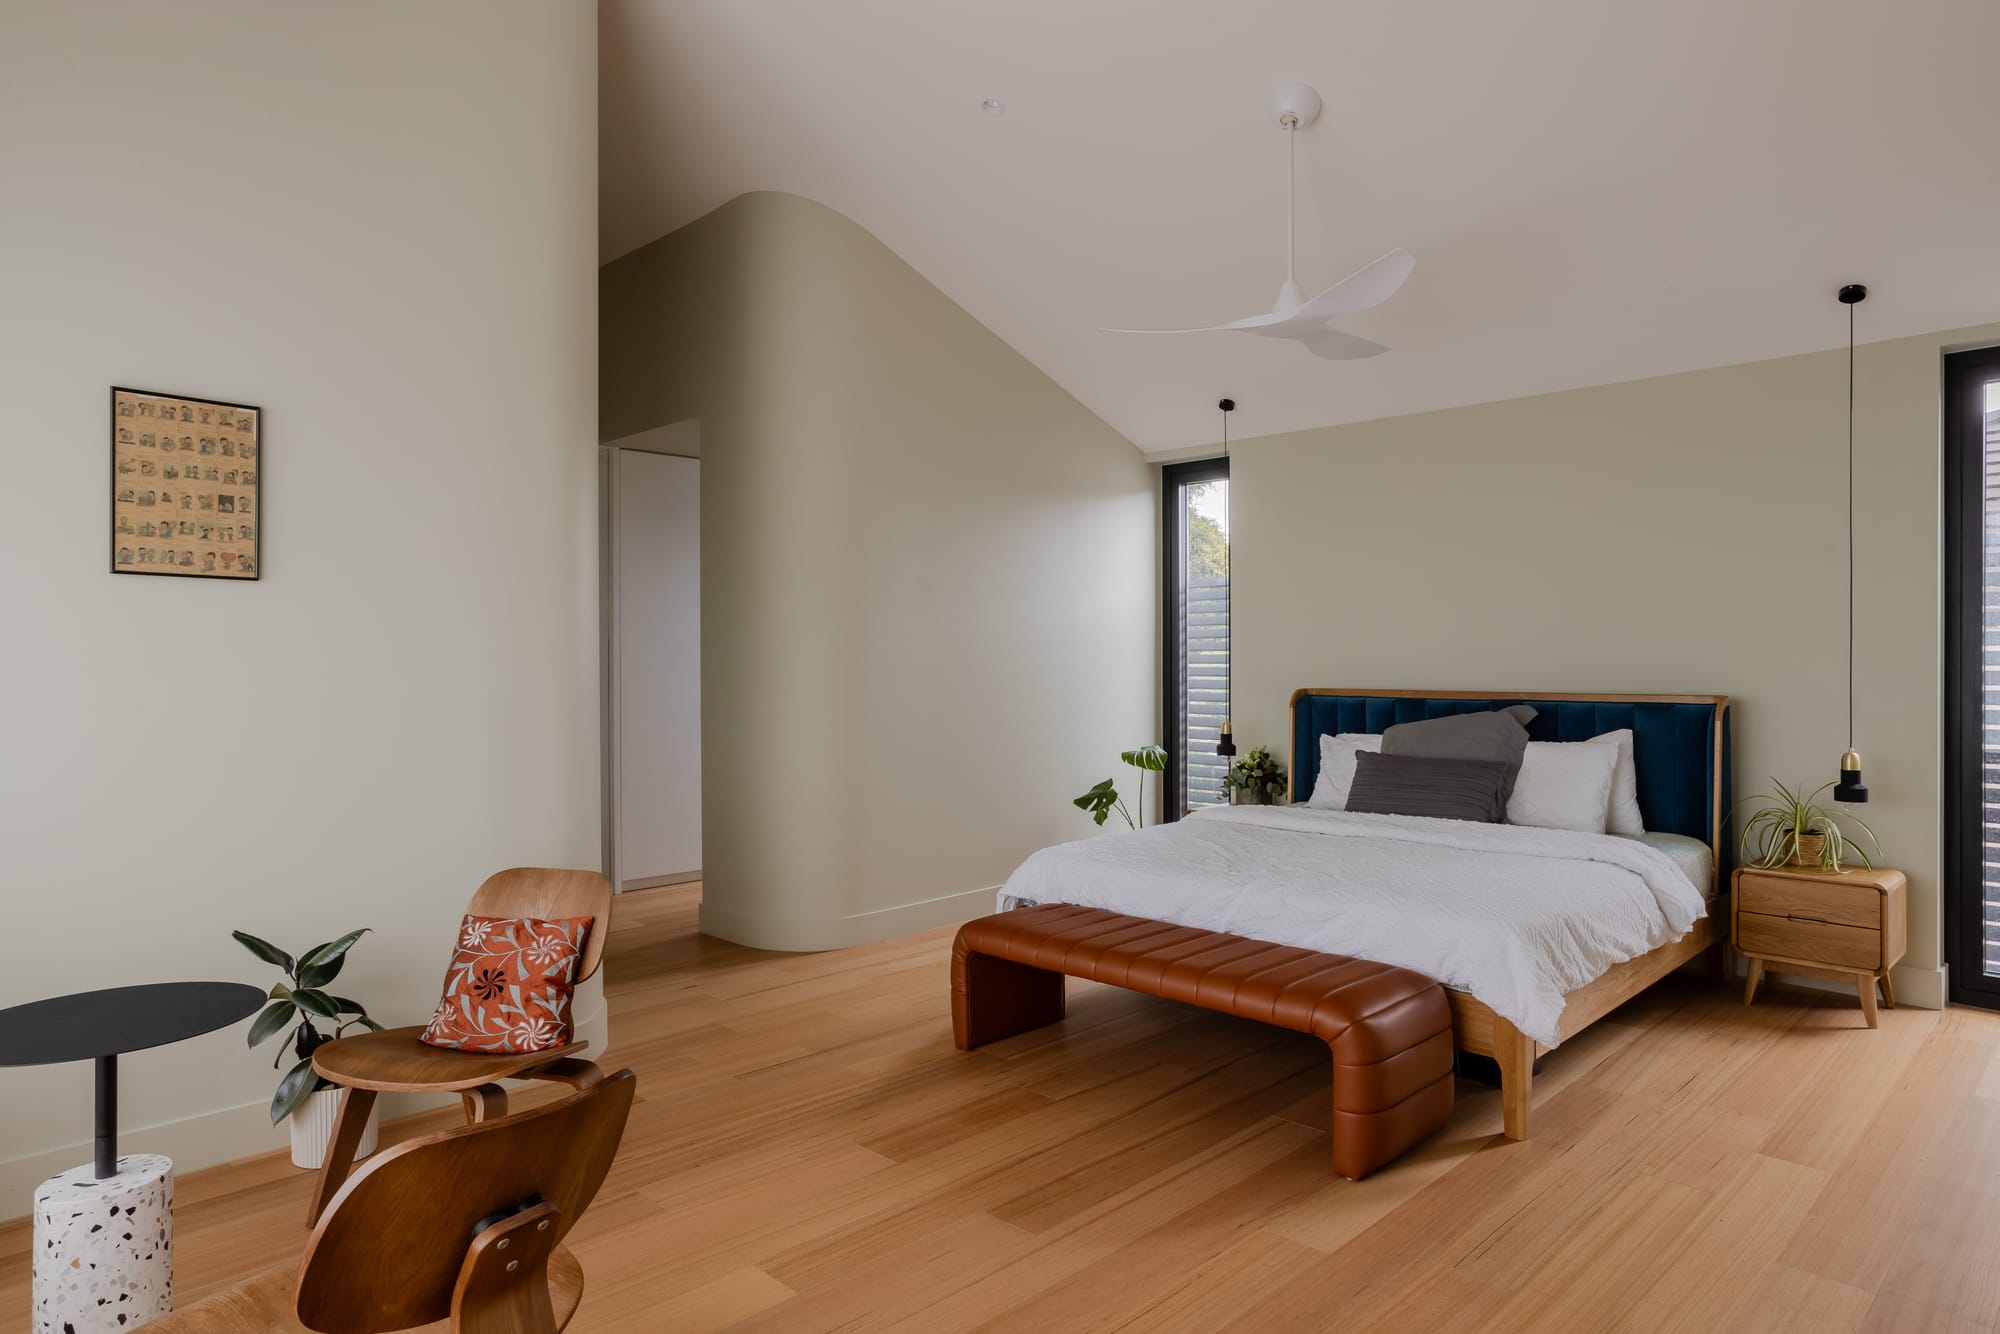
[{"x1": 0, "y1": 980, "x2": 264, "y2": 1330}]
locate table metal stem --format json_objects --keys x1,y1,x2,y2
[{"x1": 94, "y1": 1053, "x2": 117, "y2": 1180}]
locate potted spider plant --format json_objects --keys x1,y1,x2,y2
[
  {"x1": 1737, "y1": 779, "x2": 1880, "y2": 872},
  {"x1": 234, "y1": 928, "x2": 384, "y2": 1169}
]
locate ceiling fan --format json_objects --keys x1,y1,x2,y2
[{"x1": 1105, "y1": 83, "x2": 1414, "y2": 360}]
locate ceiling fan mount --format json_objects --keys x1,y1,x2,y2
[
  {"x1": 1268, "y1": 81, "x2": 1321, "y2": 131},
  {"x1": 1105, "y1": 82, "x2": 1413, "y2": 360}
]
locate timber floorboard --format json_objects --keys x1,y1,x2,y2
[{"x1": 4, "y1": 882, "x2": 1998, "y2": 1331}]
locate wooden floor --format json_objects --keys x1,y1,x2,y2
[{"x1": 8, "y1": 883, "x2": 2000, "y2": 1331}]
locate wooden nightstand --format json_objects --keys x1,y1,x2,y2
[{"x1": 1733, "y1": 864, "x2": 1907, "y2": 1027}]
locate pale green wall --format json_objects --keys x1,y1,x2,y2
[
  {"x1": 1230, "y1": 321, "x2": 2000, "y2": 1006},
  {"x1": 0, "y1": 0, "x2": 599, "y2": 1205},
  {"x1": 602, "y1": 192, "x2": 1155, "y2": 949}
]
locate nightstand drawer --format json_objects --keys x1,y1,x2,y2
[
  {"x1": 1736, "y1": 910, "x2": 1881, "y2": 970},
  {"x1": 1736, "y1": 873, "x2": 1882, "y2": 930}
]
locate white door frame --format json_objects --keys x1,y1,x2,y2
[{"x1": 599, "y1": 421, "x2": 701, "y2": 893}]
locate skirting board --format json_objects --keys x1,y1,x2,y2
[
  {"x1": 622, "y1": 870, "x2": 701, "y2": 892},
  {"x1": 1891, "y1": 962, "x2": 1947, "y2": 1010},
  {"x1": 0, "y1": 998, "x2": 610, "y2": 1222},
  {"x1": 699, "y1": 885, "x2": 999, "y2": 953},
  {"x1": 699, "y1": 888, "x2": 1956, "y2": 1007}
]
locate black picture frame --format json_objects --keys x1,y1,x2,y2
[
  {"x1": 110, "y1": 386, "x2": 262, "y2": 581},
  {"x1": 1942, "y1": 345, "x2": 2000, "y2": 1008}
]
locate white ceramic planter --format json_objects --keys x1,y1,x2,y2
[{"x1": 289, "y1": 1086, "x2": 377, "y2": 1170}]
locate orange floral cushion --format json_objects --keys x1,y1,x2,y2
[{"x1": 419, "y1": 914, "x2": 594, "y2": 1054}]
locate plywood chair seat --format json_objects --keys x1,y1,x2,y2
[
  {"x1": 154, "y1": 1248, "x2": 583, "y2": 1333},
  {"x1": 313, "y1": 1025, "x2": 588, "y2": 1093},
  {"x1": 154, "y1": 1071, "x2": 633, "y2": 1334},
  {"x1": 305, "y1": 867, "x2": 615, "y2": 1224}
]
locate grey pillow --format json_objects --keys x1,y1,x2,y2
[
  {"x1": 1343, "y1": 751, "x2": 1509, "y2": 823},
  {"x1": 1380, "y1": 705, "x2": 1538, "y2": 805}
]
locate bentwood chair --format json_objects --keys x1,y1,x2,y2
[
  {"x1": 306, "y1": 867, "x2": 614, "y2": 1223},
  {"x1": 155, "y1": 1068, "x2": 635, "y2": 1334}
]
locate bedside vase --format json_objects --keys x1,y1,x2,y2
[{"x1": 290, "y1": 1086, "x2": 377, "y2": 1169}]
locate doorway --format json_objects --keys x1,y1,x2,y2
[
  {"x1": 600, "y1": 424, "x2": 701, "y2": 893},
  {"x1": 1942, "y1": 346, "x2": 2000, "y2": 1006}
]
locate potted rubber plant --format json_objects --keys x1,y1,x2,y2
[
  {"x1": 1223, "y1": 747, "x2": 1288, "y2": 805},
  {"x1": 234, "y1": 928, "x2": 384, "y2": 1169},
  {"x1": 1737, "y1": 780, "x2": 1880, "y2": 872}
]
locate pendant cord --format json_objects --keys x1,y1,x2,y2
[
  {"x1": 1847, "y1": 298, "x2": 1855, "y2": 751},
  {"x1": 1285, "y1": 120, "x2": 1295, "y2": 287}
]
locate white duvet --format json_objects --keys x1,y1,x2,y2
[{"x1": 998, "y1": 806, "x2": 1707, "y2": 1048}]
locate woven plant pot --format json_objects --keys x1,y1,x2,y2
[{"x1": 1790, "y1": 832, "x2": 1827, "y2": 867}]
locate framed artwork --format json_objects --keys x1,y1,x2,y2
[{"x1": 110, "y1": 387, "x2": 261, "y2": 580}]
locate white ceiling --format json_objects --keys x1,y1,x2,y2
[{"x1": 601, "y1": 0, "x2": 2000, "y2": 456}]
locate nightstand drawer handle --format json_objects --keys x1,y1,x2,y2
[{"x1": 1786, "y1": 913, "x2": 1831, "y2": 925}]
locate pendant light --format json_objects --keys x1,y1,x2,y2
[
  {"x1": 1833, "y1": 284, "x2": 1869, "y2": 804},
  {"x1": 1216, "y1": 398, "x2": 1237, "y2": 758}
]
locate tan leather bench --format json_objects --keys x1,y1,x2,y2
[{"x1": 952, "y1": 904, "x2": 1455, "y2": 1179}]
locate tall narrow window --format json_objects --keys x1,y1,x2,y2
[
  {"x1": 1944, "y1": 345, "x2": 2000, "y2": 1008},
  {"x1": 1163, "y1": 459, "x2": 1229, "y2": 819}
]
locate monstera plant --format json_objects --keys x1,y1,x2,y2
[
  {"x1": 234, "y1": 928, "x2": 382, "y2": 1123},
  {"x1": 1074, "y1": 745, "x2": 1168, "y2": 829}
]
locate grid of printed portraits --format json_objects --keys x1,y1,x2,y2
[{"x1": 112, "y1": 389, "x2": 259, "y2": 578}]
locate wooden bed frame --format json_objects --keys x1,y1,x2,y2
[{"x1": 1288, "y1": 690, "x2": 1732, "y2": 1141}]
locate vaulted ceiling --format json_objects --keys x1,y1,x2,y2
[{"x1": 601, "y1": 0, "x2": 2000, "y2": 454}]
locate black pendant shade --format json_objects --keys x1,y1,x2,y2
[
  {"x1": 1835, "y1": 751, "x2": 1868, "y2": 805},
  {"x1": 1834, "y1": 284, "x2": 1869, "y2": 803}
]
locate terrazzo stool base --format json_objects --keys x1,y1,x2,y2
[{"x1": 33, "y1": 1154, "x2": 172, "y2": 1332}]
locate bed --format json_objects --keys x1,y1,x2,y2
[{"x1": 1000, "y1": 689, "x2": 1732, "y2": 1140}]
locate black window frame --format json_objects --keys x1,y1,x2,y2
[
  {"x1": 1943, "y1": 344, "x2": 2000, "y2": 1008},
  {"x1": 1162, "y1": 456, "x2": 1229, "y2": 821}
]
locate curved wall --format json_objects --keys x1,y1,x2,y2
[
  {"x1": 0, "y1": 1, "x2": 601, "y2": 1203},
  {"x1": 602, "y1": 192, "x2": 1156, "y2": 949}
]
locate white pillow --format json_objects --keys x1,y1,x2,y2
[
  {"x1": 1308, "y1": 733, "x2": 1382, "y2": 810},
  {"x1": 1507, "y1": 739, "x2": 1619, "y2": 833},
  {"x1": 1592, "y1": 729, "x2": 1645, "y2": 835}
]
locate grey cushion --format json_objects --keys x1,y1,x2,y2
[
  {"x1": 1380, "y1": 705, "x2": 1538, "y2": 805},
  {"x1": 1343, "y1": 751, "x2": 1509, "y2": 823}
]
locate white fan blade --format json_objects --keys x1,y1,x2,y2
[
  {"x1": 1272, "y1": 249, "x2": 1415, "y2": 331},
  {"x1": 1297, "y1": 327, "x2": 1390, "y2": 360},
  {"x1": 1101, "y1": 310, "x2": 1281, "y2": 335}
]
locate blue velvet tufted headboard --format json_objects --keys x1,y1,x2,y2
[{"x1": 1290, "y1": 690, "x2": 1733, "y2": 888}]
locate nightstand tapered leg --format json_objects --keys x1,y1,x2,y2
[
  {"x1": 1856, "y1": 976, "x2": 1878, "y2": 1028},
  {"x1": 1879, "y1": 972, "x2": 1896, "y2": 1009},
  {"x1": 1743, "y1": 958, "x2": 1764, "y2": 1006}
]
